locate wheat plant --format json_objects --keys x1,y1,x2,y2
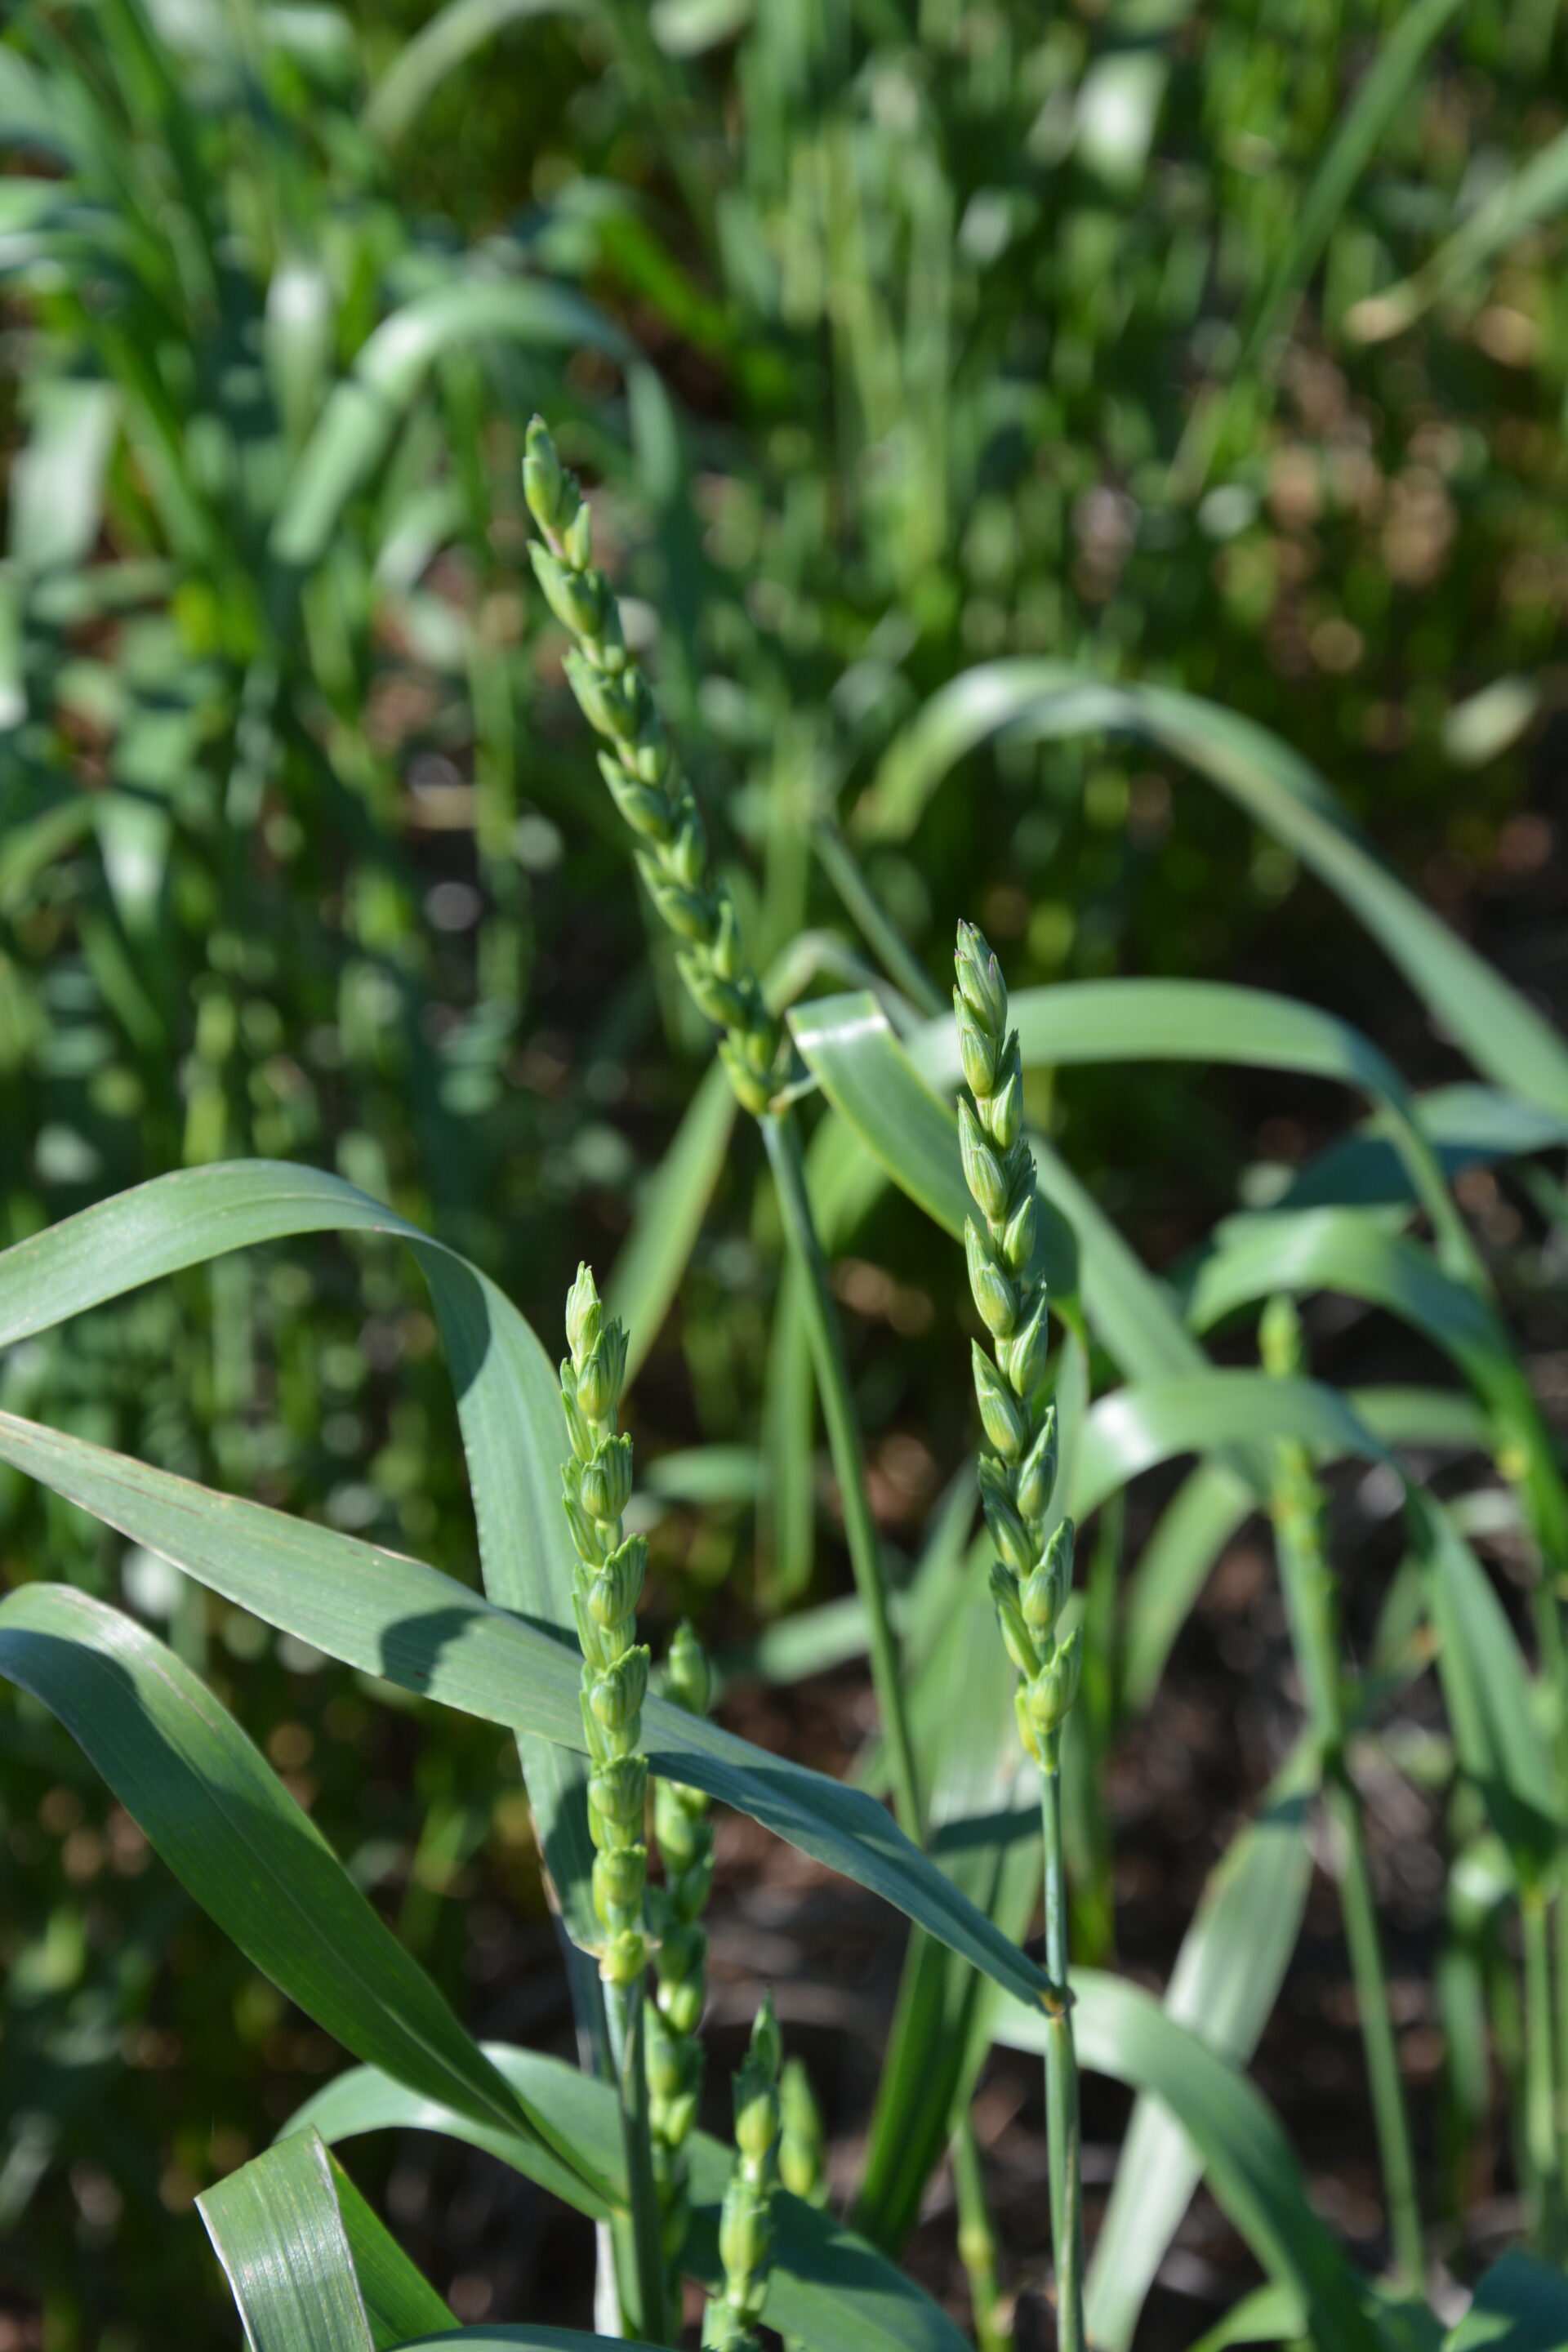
[{"x1": 2, "y1": 316, "x2": 1568, "y2": 2352}]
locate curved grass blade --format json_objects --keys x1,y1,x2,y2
[
  {"x1": 998, "y1": 1973, "x2": 1382, "y2": 2352},
  {"x1": 0, "y1": 1584, "x2": 608, "y2": 2199},
  {"x1": 1445, "y1": 2248, "x2": 1568, "y2": 2350},
  {"x1": 273, "y1": 282, "x2": 633, "y2": 566},
  {"x1": 0, "y1": 1412, "x2": 1054, "y2": 2014},
  {"x1": 1120, "y1": 1386, "x2": 1491, "y2": 1713},
  {"x1": 198, "y1": 2132, "x2": 376, "y2": 2352},
  {"x1": 203, "y1": 2134, "x2": 470, "y2": 2351},
  {"x1": 1417, "y1": 1499, "x2": 1561, "y2": 1883},
  {"x1": 292, "y1": 2044, "x2": 973, "y2": 2352},
  {"x1": 791, "y1": 991, "x2": 1202, "y2": 1382},
  {"x1": 1073, "y1": 1372, "x2": 1389, "y2": 1517},
  {"x1": 1188, "y1": 2283, "x2": 1306, "y2": 2352},
  {"x1": 911, "y1": 979, "x2": 1462, "y2": 1257},
  {"x1": 1085, "y1": 1749, "x2": 1316, "y2": 2351},
  {"x1": 332, "y1": 2161, "x2": 457, "y2": 2348},
  {"x1": 1223, "y1": 0, "x2": 1465, "y2": 379},
  {"x1": 608, "y1": 1055, "x2": 737, "y2": 1380},
  {"x1": 854, "y1": 667, "x2": 1568, "y2": 1115},
  {"x1": 1276, "y1": 1085, "x2": 1568, "y2": 1215},
  {"x1": 0, "y1": 1158, "x2": 595, "y2": 1942},
  {"x1": 1352, "y1": 126, "x2": 1568, "y2": 345},
  {"x1": 364, "y1": 0, "x2": 590, "y2": 145},
  {"x1": 1184, "y1": 1206, "x2": 1565, "y2": 1561},
  {"x1": 1185, "y1": 1210, "x2": 1506, "y2": 1373}
]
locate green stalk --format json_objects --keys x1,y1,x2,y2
[
  {"x1": 1325, "y1": 1776, "x2": 1423, "y2": 2286},
  {"x1": 1040, "y1": 1765, "x2": 1085, "y2": 2352},
  {"x1": 951, "y1": 2109, "x2": 1009, "y2": 2352},
  {"x1": 561, "y1": 1935, "x2": 644, "y2": 2336},
  {"x1": 1523, "y1": 1890, "x2": 1564, "y2": 2255},
  {"x1": 811, "y1": 815, "x2": 945, "y2": 1021},
  {"x1": 1263, "y1": 1298, "x2": 1423, "y2": 2287},
  {"x1": 762, "y1": 1108, "x2": 924, "y2": 1842},
  {"x1": 608, "y1": 1981, "x2": 670, "y2": 2345},
  {"x1": 1557, "y1": 1895, "x2": 1568, "y2": 2190}
]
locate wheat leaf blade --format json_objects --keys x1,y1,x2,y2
[
  {"x1": 292, "y1": 2044, "x2": 973, "y2": 2352},
  {"x1": 857, "y1": 667, "x2": 1568, "y2": 1115},
  {"x1": 0, "y1": 1583, "x2": 608, "y2": 2198},
  {"x1": 999, "y1": 1974, "x2": 1382, "y2": 2352},
  {"x1": 198, "y1": 2132, "x2": 377, "y2": 2352},
  {"x1": 1085, "y1": 1754, "x2": 1317, "y2": 2350},
  {"x1": 0, "y1": 1412, "x2": 1053, "y2": 2013}
]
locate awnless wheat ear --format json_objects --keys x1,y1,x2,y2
[
  {"x1": 524, "y1": 410, "x2": 925, "y2": 1842},
  {"x1": 704, "y1": 1993, "x2": 784, "y2": 2352},
  {"x1": 956, "y1": 920, "x2": 1086, "y2": 2352},
  {"x1": 523, "y1": 417, "x2": 790, "y2": 1117},
  {"x1": 559, "y1": 1263, "x2": 792, "y2": 2345}
]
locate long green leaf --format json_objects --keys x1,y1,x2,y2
[
  {"x1": 201, "y1": 2133, "x2": 457, "y2": 2352},
  {"x1": 1418, "y1": 1500, "x2": 1560, "y2": 1881},
  {"x1": 365, "y1": 0, "x2": 590, "y2": 145},
  {"x1": 998, "y1": 1973, "x2": 1382, "y2": 2351},
  {"x1": 1188, "y1": 2283, "x2": 1307, "y2": 2352},
  {"x1": 853, "y1": 667, "x2": 1568, "y2": 1115},
  {"x1": 1184, "y1": 1206, "x2": 1565, "y2": 1557},
  {"x1": 0, "y1": 1159, "x2": 595, "y2": 1941},
  {"x1": 1073, "y1": 1372, "x2": 1389, "y2": 1517},
  {"x1": 1119, "y1": 1385, "x2": 1490, "y2": 1713},
  {"x1": 0, "y1": 1411, "x2": 1053, "y2": 2014},
  {"x1": 911, "y1": 979, "x2": 1458, "y2": 1247},
  {"x1": 1445, "y1": 2249, "x2": 1568, "y2": 2350},
  {"x1": 1278, "y1": 1085, "x2": 1568, "y2": 1214},
  {"x1": 0, "y1": 1584, "x2": 605, "y2": 2198},
  {"x1": 1185, "y1": 1209, "x2": 1506, "y2": 1375},
  {"x1": 1354, "y1": 126, "x2": 1568, "y2": 342},
  {"x1": 273, "y1": 283, "x2": 632, "y2": 565},
  {"x1": 198, "y1": 2132, "x2": 376, "y2": 2352},
  {"x1": 1085, "y1": 1752, "x2": 1316, "y2": 2351},
  {"x1": 791, "y1": 992, "x2": 1202, "y2": 1383},
  {"x1": 1232, "y1": 0, "x2": 1465, "y2": 373},
  {"x1": 292, "y1": 2044, "x2": 972, "y2": 2352},
  {"x1": 608, "y1": 1056, "x2": 737, "y2": 1380},
  {"x1": 332, "y1": 2162, "x2": 457, "y2": 2349}
]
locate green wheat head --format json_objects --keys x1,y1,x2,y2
[
  {"x1": 523, "y1": 416, "x2": 791, "y2": 1117},
  {"x1": 954, "y1": 921, "x2": 1081, "y2": 1770}
]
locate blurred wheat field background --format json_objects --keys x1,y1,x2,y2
[{"x1": 2, "y1": 2, "x2": 1568, "y2": 2346}]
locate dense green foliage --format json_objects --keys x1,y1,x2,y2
[{"x1": 2, "y1": 0, "x2": 1568, "y2": 2346}]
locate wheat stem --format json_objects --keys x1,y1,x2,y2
[{"x1": 1262, "y1": 1296, "x2": 1423, "y2": 2286}]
